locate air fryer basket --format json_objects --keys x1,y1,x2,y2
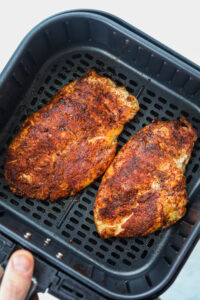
[{"x1": 0, "y1": 10, "x2": 200, "y2": 300}]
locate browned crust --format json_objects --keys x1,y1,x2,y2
[
  {"x1": 4, "y1": 70, "x2": 139, "y2": 201},
  {"x1": 94, "y1": 117, "x2": 197, "y2": 238}
]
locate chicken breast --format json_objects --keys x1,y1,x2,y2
[
  {"x1": 94, "y1": 117, "x2": 197, "y2": 238},
  {"x1": 4, "y1": 70, "x2": 139, "y2": 201}
]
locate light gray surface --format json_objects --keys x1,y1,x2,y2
[
  {"x1": 162, "y1": 241, "x2": 200, "y2": 300},
  {"x1": 1, "y1": 0, "x2": 200, "y2": 72}
]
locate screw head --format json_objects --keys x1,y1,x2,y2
[
  {"x1": 56, "y1": 252, "x2": 63, "y2": 259},
  {"x1": 24, "y1": 232, "x2": 32, "y2": 239},
  {"x1": 44, "y1": 238, "x2": 51, "y2": 245}
]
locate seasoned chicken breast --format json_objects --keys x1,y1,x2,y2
[
  {"x1": 4, "y1": 70, "x2": 139, "y2": 201},
  {"x1": 94, "y1": 117, "x2": 197, "y2": 238}
]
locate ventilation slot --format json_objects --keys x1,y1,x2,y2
[
  {"x1": 88, "y1": 238, "x2": 97, "y2": 245},
  {"x1": 70, "y1": 217, "x2": 78, "y2": 224},
  {"x1": 82, "y1": 197, "x2": 91, "y2": 204},
  {"x1": 62, "y1": 231, "x2": 70, "y2": 238},
  {"x1": 74, "y1": 238, "x2": 82, "y2": 245},
  {"x1": 78, "y1": 231, "x2": 86, "y2": 238},
  {"x1": 78, "y1": 204, "x2": 87, "y2": 211},
  {"x1": 0, "y1": 192, "x2": 8, "y2": 199},
  {"x1": 72, "y1": 54, "x2": 82, "y2": 59},
  {"x1": 143, "y1": 97, "x2": 152, "y2": 104},
  {"x1": 81, "y1": 224, "x2": 90, "y2": 231},
  {"x1": 100, "y1": 245, "x2": 109, "y2": 252},
  {"x1": 123, "y1": 259, "x2": 131, "y2": 266},
  {"x1": 44, "y1": 220, "x2": 52, "y2": 227},
  {"x1": 80, "y1": 59, "x2": 89, "y2": 67},
  {"x1": 86, "y1": 217, "x2": 94, "y2": 224},
  {"x1": 33, "y1": 213, "x2": 41, "y2": 220},
  {"x1": 107, "y1": 259, "x2": 115, "y2": 266},
  {"x1": 154, "y1": 103, "x2": 162, "y2": 110},
  {"x1": 118, "y1": 73, "x2": 127, "y2": 80},
  {"x1": 10, "y1": 199, "x2": 19, "y2": 206},
  {"x1": 166, "y1": 110, "x2": 174, "y2": 117},
  {"x1": 192, "y1": 164, "x2": 199, "y2": 173},
  {"x1": 21, "y1": 206, "x2": 30, "y2": 212},
  {"x1": 85, "y1": 53, "x2": 93, "y2": 60},
  {"x1": 181, "y1": 110, "x2": 189, "y2": 117},
  {"x1": 37, "y1": 206, "x2": 45, "y2": 213},
  {"x1": 74, "y1": 211, "x2": 83, "y2": 217},
  {"x1": 129, "y1": 79, "x2": 137, "y2": 87},
  {"x1": 76, "y1": 292, "x2": 83, "y2": 298},
  {"x1": 147, "y1": 90, "x2": 155, "y2": 97},
  {"x1": 135, "y1": 239, "x2": 144, "y2": 245},
  {"x1": 107, "y1": 66, "x2": 115, "y2": 75},
  {"x1": 158, "y1": 97, "x2": 167, "y2": 104},
  {"x1": 127, "y1": 252, "x2": 136, "y2": 259},
  {"x1": 111, "y1": 252, "x2": 120, "y2": 259},
  {"x1": 96, "y1": 252, "x2": 104, "y2": 259},
  {"x1": 66, "y1": 224, "x2": 74, "y2": 231},
  {"x1": 61, "y1": 284, "x2": 73, "y2": 293},
  {"x1": 96, "y1": 60, "x2": 104, "y2": 66},
  {"x1": 115, "y1": 245, "x2": 124, "y2": 252},
  {"x1": 170, "y1": 103, "x2": 178, "y2": 110},
  {"x1": 83, "y1": 244, "x2": 92, "y2": 251},
  {"x1": 66, "y1": 60, "x2": 74, "y2": 67},
  {"x1": 131, "y1": 245, "x2": 139, "y2": 252},
  {"x1": 25, "y1": 199, "x2": 34, "y2": 206},
  {"x1": 48, "y1": 213, "x2": 56, "y2": 220},
  {"x1": 141, "y1": 250, "x2": 148, "y2": 258},
  {"x1": 147, "y1": 239, "x2": 154, "y2": 247},
  {"x1": 52, "y1": 206, "x2": 61, "y2": 213}
]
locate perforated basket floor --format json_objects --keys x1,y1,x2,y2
[{"x1": 0, "y1": 10, "x2": 200, "y2": 300}]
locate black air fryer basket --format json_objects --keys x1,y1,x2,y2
[{"x1": 0, "y1": 10, "x2": 200, "y2": 300}]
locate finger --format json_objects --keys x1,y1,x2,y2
[
  {"x1": 0, "y1": 250, "x2": 34, "y2": 300},
  {"x1": 0, "y1": 265, "x2": 4, "y2": 278}
]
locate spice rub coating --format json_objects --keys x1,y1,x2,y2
[
  {"x1": 5, "y1": 70, "x2": 139, "y2": 201},
  {"x1": 94, "y1": 117, "x2": 197, "y2": 238}
]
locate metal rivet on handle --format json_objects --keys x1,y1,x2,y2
[
  {"x1": 24, "y1": 232, "x2": 32, "y2": 239},
  {"x1": 44, "y1": 238, "x2": 51, "y2": 245},
  {"x1": 56, "y1": 252, "x2": 63, "y2": 259}
]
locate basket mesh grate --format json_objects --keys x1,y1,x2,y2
[{"x1": 0, "y1": 49, "x2": 199, "y2": 271}]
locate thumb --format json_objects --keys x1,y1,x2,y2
[{"x1": 0, "y1": 250, "x2": 34, "y2": 300}]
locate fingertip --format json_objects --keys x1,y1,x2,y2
[
  {"x1": 12, "y1": 250, "x2": 34, "y2": 264},
  {"x1": 11, "y1": 250, "x2": 34, "y2": 277},
  {"x1": 0, "y1": 250, "x2": 34, "y2": 300}
]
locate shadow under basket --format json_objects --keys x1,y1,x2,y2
[{"x1": 0, "y1": 9, "x2": 200, "y2": 300}]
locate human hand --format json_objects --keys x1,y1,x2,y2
[{"x1": 0, "y1": 249, "x2": 34, "y2": 300}]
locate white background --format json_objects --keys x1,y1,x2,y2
[
  {"x1": 1, "y1": 0, "x2": 200, "y2": 73},
  {"x1": 1, "y1": 1, "x2": 200, "y2": 299}
]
